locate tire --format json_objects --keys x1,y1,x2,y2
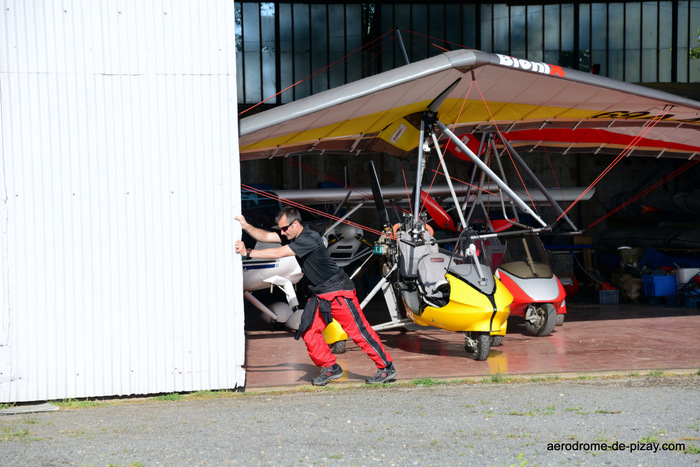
[
  {"x1": 490, "y1": 335, "x2": 503, "y2": 347},
  {"x1": 465, "y1": 332, "x2": 491, "y2": 361},
  {"x1": 524, "y1": 303, "x2": 557, "y2": 336},
  {"x1": 556, "y1": 313, "x2": 565, "y2": 326},
  {"x1": 329, "y1": 339, "x2": 346, "y2": 354}
]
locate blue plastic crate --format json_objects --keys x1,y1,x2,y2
[
  {"x1": 642, "y1": 275, "x2": 676, "y2": 297},
  {"x1": 599, "y1": 289, "x2": 619, "y2": 305}
]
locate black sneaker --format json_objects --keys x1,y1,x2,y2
[
  {"x1": 311, "y1": 364, "x2": 343, "y2": 386},
  {"x1": 365, "y1": 363, "x2": 397, "y2": 384}
]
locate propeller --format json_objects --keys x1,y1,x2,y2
[
  {"x1": 368, "y1": 161, "x2": 391, "y2": 229},
  {"x1": 322, "y1": 190, "x2": 352, "y2": 234},
  {"x1": 427, "y1": 78, "x2": 462, "y2": 114}
]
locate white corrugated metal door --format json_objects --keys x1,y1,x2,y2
[{"x1": 0, "y1": 1, "x2": 245, "y2": 402}]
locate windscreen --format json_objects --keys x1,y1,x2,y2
[
  {"x1": 446, "y1": 230, "x2": 495, "y2": 295},
  {"x1": 499, "y1": 234, "x2": 553, "y2": 279}
]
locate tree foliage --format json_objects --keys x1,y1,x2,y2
[{"x1": 691, "y1": 26, "x2": 700, "y2": 59}]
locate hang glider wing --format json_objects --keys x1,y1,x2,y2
[{"x1": 239, "y1": 49, "x2": 700, "y2": 161}]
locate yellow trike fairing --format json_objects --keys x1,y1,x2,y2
[{"x1": 406, "y1": 272, "x2": 512, "y2": 334}]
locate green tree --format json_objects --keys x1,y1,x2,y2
[{"x1": 691, "y1": 26, "x2": 700, "y2": 59}]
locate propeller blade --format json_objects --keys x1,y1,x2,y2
[
  {"x1": 322, "y1": 190, "x2": 352, "y2": 234},
  {"x1": 369, "y1": 161, "x2": 391, "y2": 229},
  {"x1": 427, "y1": 78, "x2": 462, "y2": 114}
]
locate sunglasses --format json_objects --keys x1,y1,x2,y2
[{"x1": 278, "y1": 220, "x2": 296, "y2": 232}]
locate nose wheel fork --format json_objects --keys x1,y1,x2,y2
[
  {"x1": 524, "y1": 303, "x2": 557, "y2": 336},
  {"x1": 464, "y1": 332, "x2": 491, "y2": 361}
]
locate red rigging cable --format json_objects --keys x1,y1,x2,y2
[
  {"x1": 587, "y1": 159, "x2": 699, "y2": 229},
  {"x1": 428, "y1": 78, "x2": 499, "y2": 216},
  {"x1": 241, "y1": 31, "x2": 562, "y2": 229},
  {"x1": 283, "y1": 157, "x2": 363, "y2": 192},
  {"x1": 403, "y1": 34, "x2": 432, "y2": 61},
  {"x1": 241, "y1": 184, "x2": 396, "y2": 240},
  {"x1": 441, "y1": 80, "x2": 475, "y2": 158},
  {"x1": 588, "y1": 159, "x2": 698, "y2": 228},
  {"x1": 543, "y1": 146, "x2": 569, "y2": 210},
  {"x1": 350, "y1": 37, "x2": 396, "y2": 83},
  {"x1": 430, "y1": 43, "x2": 450, "y2": 53},
  {"x1": 402, "y1": 29, "x2": 473, "y2": 53},
  {"x1": 400, "y1": 162, "x2": 413, "y2": 214},
  {"x1": 238, "y1": 29, "x2": 397, "y2": 117},
  {"x1": 558, "y1": 107, "x2": 671, "y2": 221},
  {"x1": 239, "y1": 28, "x2": 473, "y2": 118},
  {"x1": 472, "y1": 80, "x2": 537, "y2": 212},
  {"x1": 278, "y1": 156, "x2": 410, "y2": 218},
  {"x1": 399, "y1": 151, "x2": 498, "y2": 208},
  {"x1": 578, "y1": 108, "x2": 669, "y2": 206},
  {"x1": 418, "y1": 143, "x2": 444, "y2": 219}
]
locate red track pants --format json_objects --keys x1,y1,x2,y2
[{"x1": 302, "y1": 289, "x2": 392, "y2": 369}]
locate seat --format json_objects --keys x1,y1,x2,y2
[
  {"x1": 397, "y1": 231, "x2": 439, "y2": 279},
  {"x1": 417, "y1": 253, "x2": 451, "y2": 308}
]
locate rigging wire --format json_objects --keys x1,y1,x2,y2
[
  {"x1": 403, "y1": 30, "x2": 473, "y2": 53},
  {"x1": 472, "y1": 80, "x2": 538, "y2": 211},
  {"x1": 238, "y1": 29, "x2": 397, "y2": 117},
  {"x1": 241, "y1": 27, "x2": 695, "y2": 238},
  {"x1": 419, "y1": 141, "x2": 444, "y2": 220},
  {"x1": 587, "y1": 158, "x2": 699, "y2": 229},
  {"x1": 416, "y1": 77, "x2": 477, "y2": 222},
  {"x1": 557, "y1": 107, "x2": 671, "y2": 221},
  {"x1": 400, "y1": 160, "x2": 414, "y2": 215},
  {"x1": 242, "y1": 183, "x2": 396, "y2": 241},
  {"x1": 440, "y1": 80, "x2": 474, "y2": 159},
  {"x1": 240, "y1": 28, "x2": 509, "y2": 232},
  {"x1": 348, "y1": 33, "x2": 397, "y2": 83},
  {"x1": 279, "y1": 156, "x2": 410, "y2": 220},
  {"x1": 543, "y1": 146, "x2": 569, "y2": 210}
]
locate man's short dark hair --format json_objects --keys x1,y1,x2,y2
[{"x1": 276, "y1": 206, "x2": 302, "y2": 224}]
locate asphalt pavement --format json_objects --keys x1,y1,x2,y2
[{"x1": 1, "y1": 372, "x2": 699, "y2": 466}]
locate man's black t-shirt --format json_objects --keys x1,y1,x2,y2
[{"x1": 281, "y1": 228, "x2": 340, "y2": 287}]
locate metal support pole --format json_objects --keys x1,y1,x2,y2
[
  {"x1": 244, "y1": 291, "x2": 279, "y2": 322},
  {"x1": 323, "y1": 201, "x2": 365, "y2": 238},
  {"x1": 430, "y1": 132, "x2": 468, "y2": 230},
  {"x1": 488, "y1": 136, "x2": 517, "y2": 220},
  {"x1": 413, "y1": 119, "x2": 426, "y2": 223},
  {"x1": 360, "y1": 263, "x2": 398, "y2": 309},
  {"x1": 462, "y1": 132, "x2": 488, "y2": 217},
  {"x1": 499, "y1": 135, "x2": 580, "y2": 232},
  {"x1": 437, "y1": 121, "x2": 548, "y2": 228},
  {"x1": 395, "y1": 29, "x2": 411, "y2": 66}
]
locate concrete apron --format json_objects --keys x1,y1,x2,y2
[{"x1": 243, "y1": 302, "x2": 700, "y2": 390}]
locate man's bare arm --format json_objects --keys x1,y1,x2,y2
[{"x1": 235, "y1": 215, "x2": 280, "y2": 244}]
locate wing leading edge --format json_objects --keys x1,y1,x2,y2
[{"x1": 239, "y1": 49, "x2": 700, "y2": 161}]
